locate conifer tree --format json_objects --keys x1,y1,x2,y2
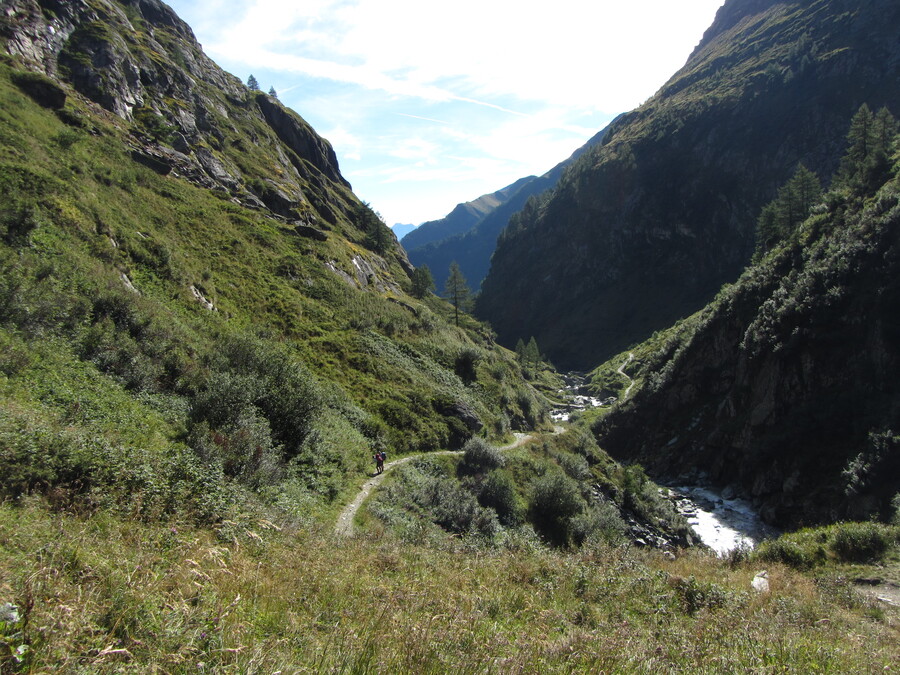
[
  {"x1": 754, "y1": 164, "x2": 821, "y2": 258},
  {"x1": 444, "y1": 262, "x2": 471, "y2": 327},
  {"x1": 357, "y1": 202, "x2": 391, "y2": 254},
  {"x1": 873, "y1": 106, "x2": 898, "y2": 155},
  {"x1": 247, "y1": 74, "x2": 259, "y2": 90},
  {"x1": 514, "y1": 338, "x2": 526, "y2": 364},
  {"x1": 525, "y1": 337, "x2": 541, "y2": 371},
  {"x1": 410, "y1": 265, "x2": 435, "y2": 298},
  {"x1": 268, "y1": 86, "x2": 278, "y2": 99},
  {"x1": 835, "y1": 104, "x2": 897, "y2": 194}
]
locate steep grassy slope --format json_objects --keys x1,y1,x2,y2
[
  {"x1": 0, "y1": 0, "x2": 551, "y2": 526},
  {"x1": 478, "y1": 0, "x2": 900, "y2": 370},
  {"x1": 595, "y1": 118, "x2": 900, "y2": 528}
]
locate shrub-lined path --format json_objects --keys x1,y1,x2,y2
[{"x1": 335, "y1": 432, "x2": 535, "y2": 536}]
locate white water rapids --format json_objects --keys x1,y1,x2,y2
[
  {"x1": 550, "y1": 366, "x2": 777, "y2": 555},
  {"x1": 665, "y1": 485, "x2": 780, "y2": 556}
]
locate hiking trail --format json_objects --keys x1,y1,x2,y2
[
  {"x1": 335, "y1": 432, "x2": 535, "y2": 537},
  {"x1": 618, "y1": 352, "x2": 636, "y2": 400}
]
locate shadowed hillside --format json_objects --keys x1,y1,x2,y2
[
  {"x1": 478, "y1": 0, "x2": 900, "y2": 370},
  {"x1": 595, "y1": 106, "x2": 900, "y2": 528}
]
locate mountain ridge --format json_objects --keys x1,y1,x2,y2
[
  {"x1": 476, "y1": 0, "x2": 900, "y2": 370},
  {"x1": 404, "y1": 123, "x2": 615, "y2": 290}
]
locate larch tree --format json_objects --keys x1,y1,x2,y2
[
  {"x1": 444, "y1": 262, "x2": 471, "y2": 327},
  {"x1": 411, "y1": 265, "x2": 435, "y2": 299}
]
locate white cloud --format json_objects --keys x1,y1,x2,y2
[
  {"x1": 198, "y1": 0, "x2": 723, "y2": 113},
  {"x1": 165, "y1": 0, "x2": 725, "y2": 224}
]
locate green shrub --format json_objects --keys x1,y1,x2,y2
[
  {"x1": 829, "y1": 522, "x2": 892, "y2": 563},
  {"x1": 194, "y1": 335, "x2": 324, "y2": 459},
  {"x1": 374, "y1": 459, "x2": 499, "y2": 539},
  {"x1": 459, "y1": 437, "x2": 505, "y2": 475},
  {"x1": 429, "y1": 478, "x2": 499, "y2": 538},
  {"x1": 569, "y1": 503, "x2": 627, "y2": 546},
  {"x1": 454, "y1": 347, "x2": 480, "y2": 383},
  {"x1": 756, "y1": 538, "x2": 819, "y2": 569},
  {"x1": 556, "y1": 451, "x2": 590, "y2": 480},
  {"x1": 0, "y1": 198, "x2": 44, "y2": 246},
  {"x1": 189, "y1": 408, "x2": 283, "y2": 489},
  {"x1": 477, "y1": 470, "x2": 522, "y2": 526},
  {"x1": 529, "y1": 471, "x2": 585, "y2": 546},
  {"x1": 669, "y1": 576, "x2": 729, "y2": 615},
  {"x1": 132, "y1": 106, "x2": 176, "y2": 144},
  {"x1": 10, "y1": 70, "x2": 66, "y2": 109}
]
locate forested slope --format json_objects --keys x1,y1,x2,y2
[{"x1": 596, "y1": 106, "x2": 900, "y2": 528}]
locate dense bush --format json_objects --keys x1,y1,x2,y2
[
  {"x1": 188, "y1": 409, "x2": 283, "y2": 489},
  {"x1": 569, "y1": 503, "x2": 627, "y2": 546},
  {"x1": 370, "y1": 459, "x2": 499, "y2": 539},
  {"x1": 829, "y1": 522, "x2": 893, "y2": 563},
  {"x1": 529, "y1": 471, "x2": 585, "y2": 546},
  {"x1": 10, "y1": 69, "x2": 66, "y2": 108},
  {"x1": 454, "y1": 347, "x2": 480, "y2": 383},
  {"x1": 755, "y1": 522, "x2": 899, "y2": 568},
  {"x1": 459, "y1": 437, "x2": 505, "y2": 475},
  {"x1": 191, "y1": 335, "x2": 324, "y2": 459},
  {"x1": 476, "y1": 470, "x2": 522, "y2": 526},
  {"x1": 756, "y1": 538, "x2": 820, "y2": 569},
  {"x1": 0, "y1": 404, "x2": 229, "y2": 522}
]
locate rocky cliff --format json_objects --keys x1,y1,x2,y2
[
  {"x1": 477, "y1": 0, "x2": 900, "y2": 370},
  {"x1": 1, "y1": 0, "x2": 373, "y2": 239},
  {"x1": 596, "y1": 141, "x2": 900, "y2": 528}
]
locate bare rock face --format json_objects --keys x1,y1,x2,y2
[
  {"x1": 0, "y1": 0, "x2": 348, "y2": 223},
  {"x1": 255, "y1": 93, "x2": 349, "y2": 189}
]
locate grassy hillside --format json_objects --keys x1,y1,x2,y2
[
  {"x1": 2, "y1": 498, "x2": 899, "y2": 672},
  {"x1": 0, "y1": 47, "x2": 552, "y2": 527}
]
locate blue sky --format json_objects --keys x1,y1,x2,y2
[{"x1": 165, "y1": 0, "x2": 725, "y2": 226}]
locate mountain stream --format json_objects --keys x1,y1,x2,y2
[
  {"x1": 663, "y1": 485, "x2": 779, "y2": 556},
  {"x1": 552, "y1": 363, "x2": 777, "y2": 555}
]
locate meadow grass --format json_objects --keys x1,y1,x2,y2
[{"x1": 1, "y1": 500, "x2": 897, "y2": 673}]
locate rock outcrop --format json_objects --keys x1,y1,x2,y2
[{"x1": 0, "y1": 0, "x2": 352, "y2": 229}]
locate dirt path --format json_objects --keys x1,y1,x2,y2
[
  {"x1": 335, "y1": 432, "x2": 534, "y2": 537},
  {"x1": 618, "y1": 352, "x2": 636, "y2": 400},
  {"x1": 854, "y1": 580, "x2": 900, "y2": 608}
]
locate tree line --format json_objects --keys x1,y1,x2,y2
[{"x1": 754, "y1": 104, "x2": 897, "y2": 258}]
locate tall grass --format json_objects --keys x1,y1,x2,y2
[{"x1": 0, "y1": 501, "x2": 895, "y2": 673}]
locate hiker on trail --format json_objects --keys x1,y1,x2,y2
[{"x1": 374, "y1": 451, "x2": 384, "y2": 474}]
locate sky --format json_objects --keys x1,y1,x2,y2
[{"x1": 165, "y1": 0, "x2": 725, "y2": 227}]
